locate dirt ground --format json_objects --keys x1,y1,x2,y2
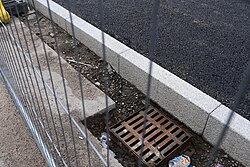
[
  {"x1": 0, "y1": 79, "x2": 46, "y2": 167},
  {"x1": 23, "y1": 12, "x2": 245, "y2": 167}
]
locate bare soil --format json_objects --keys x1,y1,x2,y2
[{"x1": 23, "y1": 12, "x2": 245, "y2": 167}]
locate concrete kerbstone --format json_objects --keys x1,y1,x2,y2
[
  {"x1": 29, "y1": 0, "x2": 69, "y2": 30},
  {"x1": 203, "y1": 105, "x2": 250, "y2": 166},
  {"x1": 119, "y1": 49, "x2": 221, "y2": 134},
  {"x1": 119, "y1": 49, "x2": 159, "y2": 101},
  {"x1": 65, "y1": 13, "x2": 130, "y2": 71},
  {"x1": 154, "y1": 64, "x2": 221, "y2": 134}
]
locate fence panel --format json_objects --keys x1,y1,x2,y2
[{"x1": 0, "y1": 0, "x2": 249, "y2": 167}]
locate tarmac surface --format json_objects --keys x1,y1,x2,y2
[{"x1": 53, "y1": 0, "x2": 250, "y2": 120}]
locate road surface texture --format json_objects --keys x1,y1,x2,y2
[
  {"x1": 52, "y1": 0, "x2": 250, "y2": 120},
  {"x1": 0, "y1": 79, "x2": 46, "y2": 167}
]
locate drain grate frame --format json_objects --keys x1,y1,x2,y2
[{"x1": 110, "y1": 106, "x2": 192, "y2": 166}]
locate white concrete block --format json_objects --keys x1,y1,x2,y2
[
  {"x1": 119, "y1": 49, "x2": 220, "y2": 134},
  {"x1": 65, "y1": 13, "x2": 130, "y2": 71},
  {"x1": 203, "y1": 105, "x2": 250, "y2": 166},
  {"x1": 29, "y1": 0, "x2": 69, "y2": 30},
  {"x1": 153, "y1": 65, "x2": 221, "y2": 134},
  {"x1": 119, "y1": 49, "x2": 159, "y2": 101}
]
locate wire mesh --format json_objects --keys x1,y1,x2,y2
[
  {"x1": 0, "y1": 1, "x2": 107, "y2": 166},
  {"x1": 0, "y1": 0, "x2": 249, "y2": 167}
]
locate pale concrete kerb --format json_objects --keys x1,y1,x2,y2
[
  {"x1": 29, "y1": 0, "x2": 69, "y2": 29},
  {"x1": 64, "y1": 13, "x2": 130, "y2": 70},
  {"x1": 119, "y1": 49, "x2": 159, "y2": 100},
  {"x1": 203, "y1": 105, "x2": 250, "y2": 166},
  {"x1": 153, "y1": 64, "x2": 221, "y2": 134},
  {"x1": 119, "y1": 49, "x2": 221, "y2": 134}
]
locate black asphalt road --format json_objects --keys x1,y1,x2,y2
[{"x1": 53, "y1": 0, "x2": 250, "y2": 120}]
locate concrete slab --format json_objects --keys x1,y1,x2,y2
[
  {"x1": 10, "y1": 18, "x2": 115, "y2": 118},
  {"x1": 203, "y1": 105, "x2": 250, "y2": 167}
]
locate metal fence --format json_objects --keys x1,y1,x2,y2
[{"x1": 0, "y1": 0, "x2": 249, "y2": 166}]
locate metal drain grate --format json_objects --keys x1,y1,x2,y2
[{"x1": 110, "y1": 106, "x2": 192, "y2": 166}]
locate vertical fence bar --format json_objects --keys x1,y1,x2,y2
[
  {"x1": 206, "y1": 59, "x2": 250, "y2": 166},
  {"x1": 137, "y1": 0, "x2": 160, "y2": 166},
  {"x1": 64, "y1": 0, "x2": 92, "y2": 165},
  {"x1": 98, "y1": 0, "x2": 112, "y2": 166}
]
